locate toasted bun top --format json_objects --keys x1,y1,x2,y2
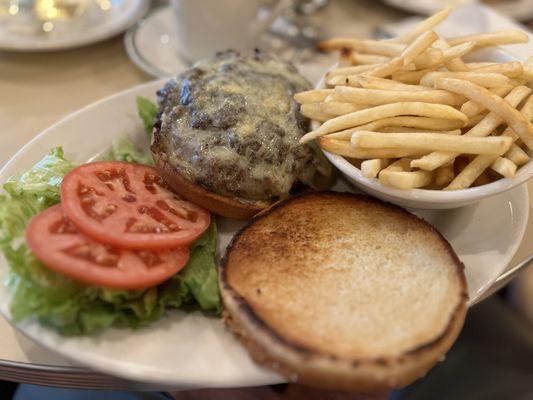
[{"x1": 222, "y1": 192, "x2": 467, "y2": 363}]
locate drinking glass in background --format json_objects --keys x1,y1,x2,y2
[
  {"x1": 170, "y1": 0, "x2": 294, "y2": 64},
  {"x1": 170, "y1": 0, "x2": 328, "y2": 64}
]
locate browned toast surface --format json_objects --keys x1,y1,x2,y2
[{"x1": 220, "y1": 192, "x2": 467, "y2": 390}]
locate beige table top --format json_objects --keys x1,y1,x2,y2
[{"x1": 0, "y1": 0, "x2": 531, "y2": 385}]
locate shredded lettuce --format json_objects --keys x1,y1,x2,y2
[
  {"x1": 0, "y1": 142, "x2": 220, "y2": 335},
  {"x1": 136, "y1": 96, "x2": 158, "y2": 137}
]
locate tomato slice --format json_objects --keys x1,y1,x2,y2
[
  {"x1": 26, "y1": 204, "x2": 189, "y2": 290},
  {"x1": 60, "y1": 161, "x2": 210, "y2": 250}
]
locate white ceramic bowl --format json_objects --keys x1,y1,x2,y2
[{"x1": 316, "y1": 48, "x2": 533, "y2": 209}]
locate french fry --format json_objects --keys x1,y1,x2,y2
[
  {"x1": 400, "y1": 31, "x2": 439, "y2": 66},
  {"x1": 357, "y1": 75, "x2": 427, "y2": 91},
  {"x1": 351, "y1": 52, "x2": 390, "y2": 65},
  {"x1": 524, "y1": 68, "x2": 533, "y2": 82},
  {"x1": 326, "y1": 64, "x2": 377, "y2": 78},
  {"x1": 505, "y1": 144, "x2": 530, "y2": 166},
  {"x1": 317, "y1": 137, "x2": 425, "y2": 158},
  {"x1": 501, "y1": 93, "x2": 533, "y2": 138},
  {"x1": 361, "y1": 158, "x2": 390, "y2": 178},
  {"x1": 326, "y1": 76, "x2": 347, "y2": 86},
  {"x1": 298, "y1": 12, "x2": 533, "y2": 191},
  {"x1": 379, "y1": 170, "x2": 434, "y2": 189},
  {"x1": 317, "y1": 38, "x2": 405, "y2": 56},
  {"x1": 465, "y1": 113, "x2": 485, "y2": 127},
  {"x1": 501, "y1": 127, "x2": 520, "y2": 141},
  {"x1": 435, "y1": 164, "x2": 455, "y2": 186},
  {"x1": 465, "y1": 86, "x2": 531, "y2": 137},
  {"x1": 313, "y1": 101, "x2": 367, "y2": 116},
  {"x1": 490, "y1": 157, "x2": 517, "y2": 178},
  {"x1": 466, "y1": 62, "x2": 496, "y2": 69},
  {"x1": 300, "y1": 104, "x2": 334, "y2": 122},
  {"x1": 468, "y1": 61, "x2": 524, "y2": 78},
  {"x1": 444, "y1": 155, "x2": 496, "y2": 190},
  {"x1": 414, "y1": 42, "x2": 474, "y2": 70},
  {"x1": 327, "y1": 116, "x2": 464, "y2": 140},
  {"x1": 382, "y1": 158, "x2": 412, "y2": 172},
  {"x1": 435, "y1": 78, "x2": 533, "y2": 150},
  {"x1": 421, "y1": 72, "x2": 511, "y2": 88},
  {"x1": 460, "y1": 85, "x2": 513, "y2": 118},
  {"x1": 294, "y1": 89, "x2": 333, "y2": 104},
  {"x1": 447, "y1": 30, "x2": 529, "y2": 48},
  {"x1": 426, "y1": 92, "x2": 532, "y2": 186},
  {"x1": 412, "y1": 48, "x2": 444, "y2": 69},
  {"x1": 432, "y1": 38, "x2": 469, "y2": 72},
  {"x1": 367, "y1": 31, "x2": 438, "y2": 78},
  {"x1": 351, "y1": 131, "x2": 512, "y2": 155},
  {"x1": 300, "y1": 102, "x2": 468, "y2": 143},
  {"x1": 441, "y1": 42, "x2": 476, "y2": 62},
  {"x1": 392, "y1": 68, "x2": 438, "y2": 84},
  {"x1": 338, "y1": 47, "x2": 353, "y2": 67},
  {"x1": 411, "y1": 85, "x2": 531, "y2": 170},
  {"x1": 491, "y1": 93, "x2": 533, "y2": 172},
  {"x1": 378, "y1": 127, "x2": 461, "y2": 135},
  {"x1": 523, "y1": 60, "x2": 533, "y2": 82},
  {"x1": 333, "y1": 86, "x2": 464, "y2": 106},
  {"x1": 327, "y1": 75, "x2": 352, "y2": 87},
  {"x1": 392, "y1": 7, "x2": 452, "y2": 44},
  {"x1": 365, "y1": 57, "x2": 406, "y2": 79},
  {"x1": 340, "y1": 64, "x2": 418, "y2": 86},
  {"x1": 510, "y1": 78, "x2": 529, "y2": 86}
]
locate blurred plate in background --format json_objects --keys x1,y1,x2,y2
[
  {"x1": 383, "y1": 0, "x2": 533, "y2": 21},
  {"x1": 0, "y1": 0, "x2": 149, "y2": 51},
  {"x1": 124, "y1": 6, "x2": 186, "y2": 78}
]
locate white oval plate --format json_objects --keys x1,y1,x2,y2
[{"x1": 0, "y1": 80, "x2": 528, "y2": 387}]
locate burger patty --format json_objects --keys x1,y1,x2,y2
[{"x1": 151, "y1": 50, "x2": 332, "y2": 202}]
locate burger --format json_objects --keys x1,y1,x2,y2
[{"x1": 151, "y1": 50, "x2": 333, "y2": 219}]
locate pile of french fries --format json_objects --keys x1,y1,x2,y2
[{"x1": 295, "y1": 7, "x2": 533, "y2": 190}]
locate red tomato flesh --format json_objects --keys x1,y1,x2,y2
[
  {"x1": 60, "y1": 161, "x2": 210, "y2": 250},
  {"x1": 26, "y1": 204, "x2": 189, "y2": 290}
]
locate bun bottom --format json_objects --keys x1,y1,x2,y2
[
  {"x1": 154, "y1": 157, "x2": 271, "y2": 220},
  {"x1": 222, "y1": 295, "x2": 465, "y2": 393}
]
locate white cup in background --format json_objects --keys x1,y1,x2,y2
[{"x1": 170, "y1": 0, "x2": 292, "y2": 64}]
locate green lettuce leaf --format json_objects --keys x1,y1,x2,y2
[
  {"x1": 3, "y1": 147, "x2": 77, "y2": 206},
  {"x1": 136, "y1": 96, "x2": 158, "y2": 137},
  {"x1": 1, "y1": 142, "x2": 220, "y2": 335},
  {"x1": 180, "y1": 221, "x2": 221, "y2": 314},
  {"x1": 99, "y1": 135, "x2": 154, "y2": 166}
]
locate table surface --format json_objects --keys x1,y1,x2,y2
[{"x1": 0, "y1": 0, "x2": 532, "y2": 391}]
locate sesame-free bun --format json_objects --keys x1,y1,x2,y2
[{"x1": 220, "y1": 192, "x2": 468, "y2": 391}]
